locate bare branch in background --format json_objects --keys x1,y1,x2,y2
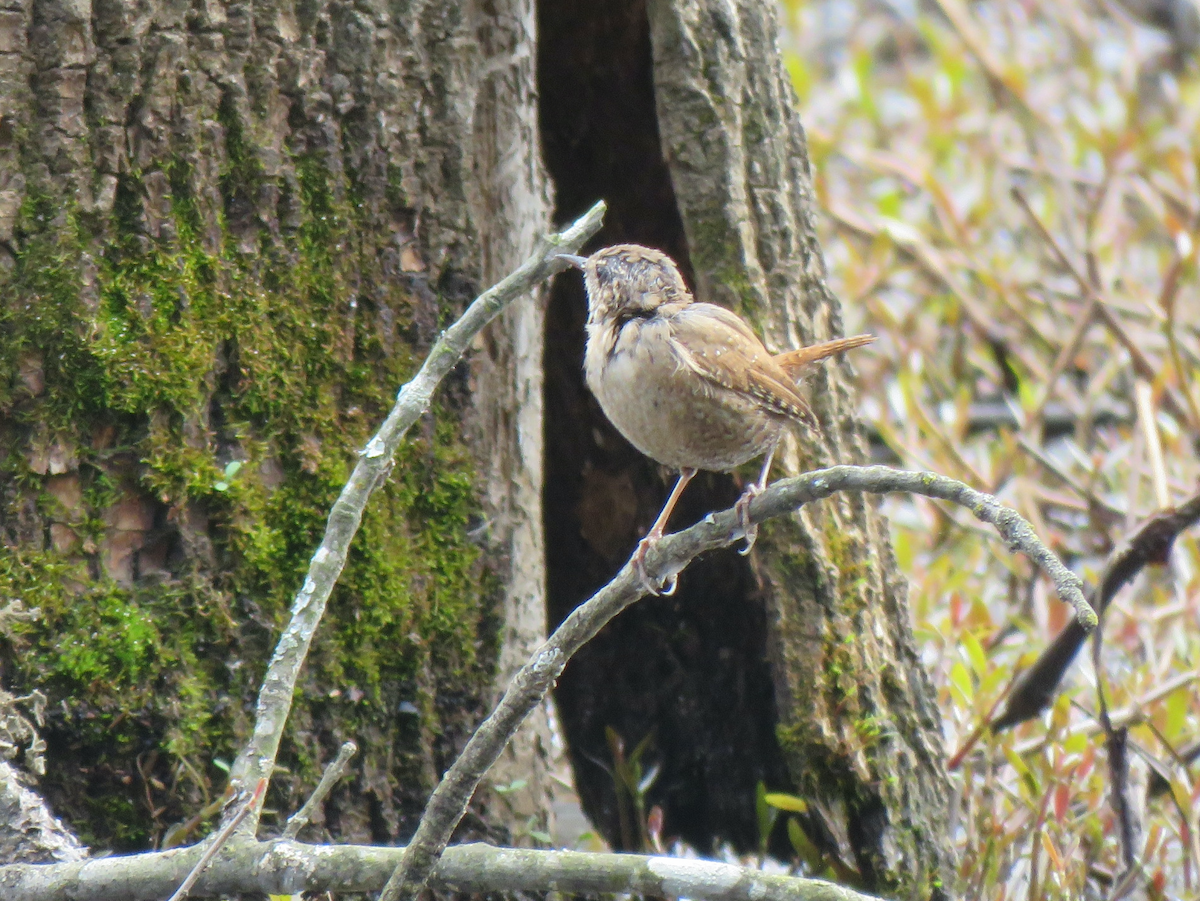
[
  {"x1": 993, "y1": 490, "x2": 1200, "y2": 731},
  {"x1": 1011, "y1": 187, "x2": 1196, "y2": 432},
  {"x1": 282, "y1": 742, "x2": 358, "y2": 841}
]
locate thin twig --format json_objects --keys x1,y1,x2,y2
[
  {"x1": 1093, "y1": 625, "x2": 1141, "y2": 876},
  {"x1": 1134, "y1": 381, "x2": 1169, "y2": 508},
  {"x1": 1011, "y1": 669, "x2": 1200, "y2": 758},
  {"x1": 379, "y1": 464, "x2": 1095, "y2": 901},
  {"x1": 1029, "y1": 297, "x2": 1097, "y2": 445},
  {"x1": 932, "y1": 0, "x2": 1048, "y2": 129},
  {"x1": 1015, "y1": 434, "x2": 1124, "y2": 522},
  {"x1": 1159, "y1": 218, "x2": 1200, "y2": 431},
  {"x1": 282, "y1": 741, "x2": 358, "y2": 840},
  {"x1": 165, "y1": 779, "x2": 266, "y2": 901},
  {"x1": 824, "y1": 198, "x2": 1013, "y2": 348},
  {"x1": 224, "y1": 202, "x2": 607, "y2": 833}
]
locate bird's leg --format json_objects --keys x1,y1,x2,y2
[
  {"x1": 633, "y1": 468, "x2": 696, "y2": 596},
  {"x1": 735, "y1": 440, "x2": 777, "y2": 555}
]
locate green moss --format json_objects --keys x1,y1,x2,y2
[
  {"x1": 81, "y1": 792, "x2": 148, "y2": 849},
  {"x1": 217, "y1": 91, "x2": 266, "y2": 226},
  {"x1": 0, "y1": 126, "x2": 489, "y2": 848},
  {"x1": 686, "y1": 214, "x2": 765, "y2": 323},
  {"x1": 1, "y1": 192, "x2": 106, "y2": 423},
  {"x1": 853, "y1": 714, "x2": 885, "y2": 744}
]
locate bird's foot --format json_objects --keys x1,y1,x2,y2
[
  {"x1": 632, "y1": 534, "x2": 678, "y2": 596},
  {"x1": 734, "y1": 485, "x2": 762, "y2": 555}
]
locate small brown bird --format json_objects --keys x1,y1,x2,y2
[{"x1": 561, "y1": 244, "x2": 873, "y2": 593}]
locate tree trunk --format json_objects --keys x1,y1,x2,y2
[
  {"x1": 542, "y1": 0, "x2": 953, "y2": 896},
  {"x1": 3, "y1": 0, "x2": 952, "y2": 893},
  {"x1": 647, "y1": 1, "x2": 953, "y2": 894},
  {"x1": 0, "y1": 0, "x2": 552, "y2": 853}
]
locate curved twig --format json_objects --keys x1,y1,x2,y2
[
  {"x1": 993, "y1": 489, "x2": 1200, "y2": 731},
  {"x1": 380, "y1": 464, "x2": 1095, "y2": 901}
]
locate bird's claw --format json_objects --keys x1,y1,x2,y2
[
  {"x1": 633, "y1": 536, "x2": 677, "y2": 596},
  {"x1": 735, "y1": 485, "x2": 762, "y2": 555}
]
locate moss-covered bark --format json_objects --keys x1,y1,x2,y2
[{"x1": 0, "y1": 0, "x2": 548, "y2": 852}]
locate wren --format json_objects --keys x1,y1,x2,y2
[{"x1": 561, "y1": 244, "x2": 873, "y2": 593}]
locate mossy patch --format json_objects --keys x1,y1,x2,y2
[{"x1": 0, "y1": 133, "x2": 491, "y2": 848}]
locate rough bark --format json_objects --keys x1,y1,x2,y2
[
  {"x1": 647, "y1": 0, "x2": 954, "y2": 895},
  {"x1": 0, "y1": 762, "x2": 87, "y2": 864},
  {"x1": 0, "y1": 0, "x2": 551, "y2": 853},
  {"x1": 462, "y1": 0, "x2": 559, "y2": 835}
]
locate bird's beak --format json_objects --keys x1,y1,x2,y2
[{"x1": 556, "y1": 253, "x2": 588, "y2": 269}]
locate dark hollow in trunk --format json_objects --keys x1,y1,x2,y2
[{"x1": 539, "y1": 0, "x2": 794, "y2": 856}]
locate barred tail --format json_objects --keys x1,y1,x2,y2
[{"x1": 773, "y1": 334, "x2": 875, "y2": 377}]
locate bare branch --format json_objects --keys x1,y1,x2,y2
[
  {"x1": 381, "y1": 464, "x2": 1095, "y2": 901},
  {"x1": 0, "y1": 838, "x2": 883, "y2": 901},
  {"x1": 282, "y1": 742, "x2": 357, "y2": 841},
  {"x1": 224, "y1": 201, "x2": 607, "y2": 834}
]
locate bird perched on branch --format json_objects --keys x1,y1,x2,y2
[{"x1": 560, "y1": 243, "x2": 873, "y2": 594}]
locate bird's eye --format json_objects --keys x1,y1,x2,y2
[{"x1": 615, "y1": 307, "x2": 655, "y2": 329}]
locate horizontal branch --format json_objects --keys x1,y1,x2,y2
[
  {"x1": 0, "y1": 838, "x2": 881, "y2": 901},
  {"x1": 225, "y1": 201, "x2": 607, "y2": 834},
  {"x1": 734, "y1": 466, "x2": 1095, "y2": 628},
  {"x1": 382, "y1": 464, "x2": 1095, "y2": 900}
]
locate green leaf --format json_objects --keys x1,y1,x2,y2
[
  {"x1": 949, "y1": 660, "x2": 974, "y2": 704},
  {"x1": 1004, "y1": 748, "x2": 1032, "y2": 781},
  {"x1": 763, "y1": 792, "x2": 809, "y2": 813},
  {"x1": 756, "y1": 782, "x2": 778, "y2": 852},
  {"x1": 962, "y1": 630, "x2": 987, "y2": 677},
  {"x1": 1165, "y1": 684, "x2": 1188, "y2": 737},
  {"x1": 782, "y1": 50, "x2": 813, "y2": 103},
  {"x1": 787, "y1": 817, "x2": 825, "y2": 872},
  {"x1": 493, "y1": 778, "x2": 528, "y2": 795},
  {"x1": 1062, "y1": 731, "x2": 1088, "y2": 756}
]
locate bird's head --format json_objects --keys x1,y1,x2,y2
[{"x1": 559, "y1": 244, "x2": 692, "y2": 324}]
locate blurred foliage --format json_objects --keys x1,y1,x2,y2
[{"x1": 780, "y1": 0, "x2": 1200, "y2": 896}]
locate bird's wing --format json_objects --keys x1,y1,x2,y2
[
  {"x1": 668, "y1": 303, "x2": 815, "y2": 425},
  {"x1": 773, "y1": 334, "x2": 875, "y2": 378}
]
